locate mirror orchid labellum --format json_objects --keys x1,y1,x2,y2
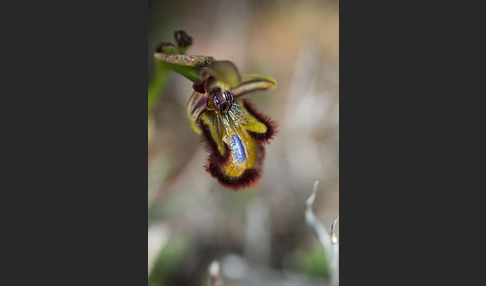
[{"x1": 186, "y1": 61, "x2": 277, "y2": 190}]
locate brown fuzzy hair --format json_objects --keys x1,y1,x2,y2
[{"x1": 241, "y1": 99, "x2": 278, "y2": 144}]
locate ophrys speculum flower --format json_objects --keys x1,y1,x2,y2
[{"x1": 186, "y1": 61, "x2": 277, "y2": 190}]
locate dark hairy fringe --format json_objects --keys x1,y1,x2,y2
[
  {"x1": 205, "y1": 143, "x2": 266, "y2": 191},
  {"x1": 199, "y1": 120, "x2": 230, "y2": 166},
  {"x1": 206, "y1": 164, "x2": 261, "y2": 191},
  {"x1": 241, "y1": 99, "x2": 278, "y2": 144}
]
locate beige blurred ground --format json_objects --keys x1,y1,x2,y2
[{"x1": 148, "y1": 0, "x2": 338, "y2": 285}]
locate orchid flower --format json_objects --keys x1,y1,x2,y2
[{"x1": 186, "y1": 61, "x2": 277, "y2": 190}]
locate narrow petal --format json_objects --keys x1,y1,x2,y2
[
  {"x1": 186, "y1": 91, "x2": 208, "y2": 135},
  {"x1": 232, "y1": 74, "x2": 277, "y2": 97}
]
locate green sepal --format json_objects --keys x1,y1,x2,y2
[
  {"x1": 200, "y1": 61, "x2": 241, "y2": 88},
  {"x1": 159, "y1": 61, "x2": 202, "y2": 83}
]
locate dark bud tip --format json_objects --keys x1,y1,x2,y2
[
  {"x1": 154, "y1": 42, "x2": 177, "y2": 54},
  {"x1": 174, "y1": 30, "x2": 193, "y2": 48}
]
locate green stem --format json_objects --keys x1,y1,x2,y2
[{"x1": 148, "y1": 60, "x2": 170, "y2": 113}]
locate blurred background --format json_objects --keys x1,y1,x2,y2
[{"x1": 148, "y1": 0, "x2": 338, "y2": 285}]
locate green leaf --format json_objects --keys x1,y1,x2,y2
[{"x1": 160, "y1": 61, "x2": 202, "y2": 83}]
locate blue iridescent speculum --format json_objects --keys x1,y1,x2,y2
[
  {"x1": 231, "y1": 135, "x2": 246, "y2": 163},
  {"x1": 185, "y1": 60, "x2": 277, "y2": 191}
]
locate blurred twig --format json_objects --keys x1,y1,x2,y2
[
  {"x1": 147, "y1": 223, "x2": 170, "y2": 275},
  {"x1": 305, "y1": 181, "x2": 339, "y2": 285},
  {"x1": 305, "y1": 181, "x2": 331, "y2": 261},
  {"x1": 330, "y1": 217, "x2": 339, "y2": 286},
  {"x1": 208, "y1": 260, "x2": 223, "y2": 286}
]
